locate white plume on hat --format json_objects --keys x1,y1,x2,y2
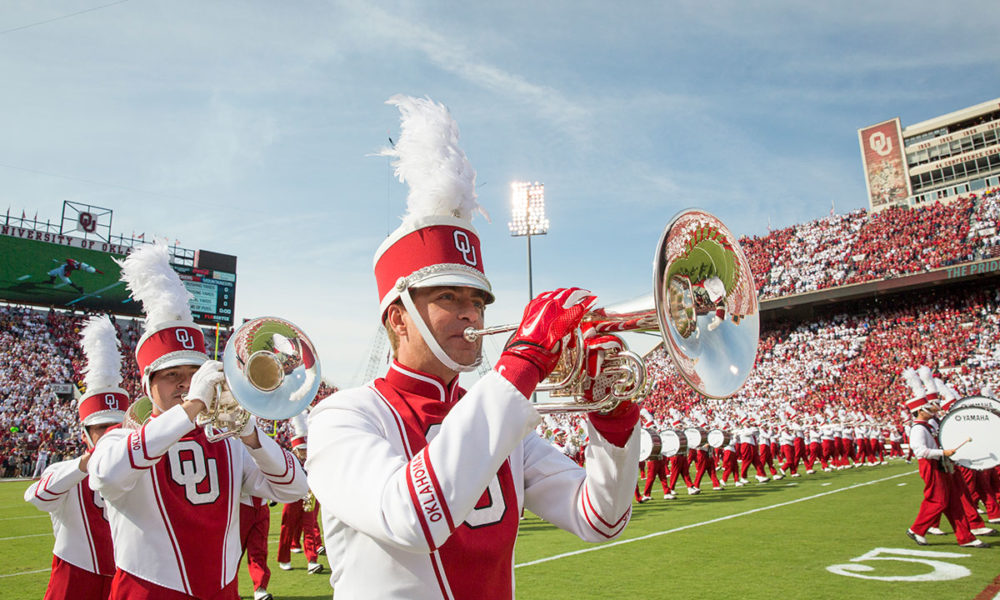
[
  {"x1": 916, "y1": 366, "x2": 937, "y2": 395},
  {"x1": 378, "y1": 95, "x2": 489, "y2": 226},
  {"x1": 80, "y1": 315, "x2": 122, "y2": 393},
  {"x1": 116, "y1": 241, "x2": 193, "y2": 330},
  {"x1": 901, "y1": 368, "x2": 925, "y2": 399}
]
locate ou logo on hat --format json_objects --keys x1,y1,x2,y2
[
  {"x1": 104, "y1": 394, "x2": 119, "y2": 410},
  {"x1": 175, "y1": 329, "x2": 196, "y2": 350},
  {"x1": 453, "y1": 230, "x2": 478, "y2": 267}
]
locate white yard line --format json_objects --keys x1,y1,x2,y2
[
  {"x1": 0, "y1": 568, "x2": 49, "y2": 579},
  {"x1": 515, "y1": 470, "x2": 915, "y2": 568}
]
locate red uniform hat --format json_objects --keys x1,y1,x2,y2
[
  {"x1": 77, "y1": 316, "x2": 128, "y2": 435},
  {"x1": 80, "y1": 387, "x2": 130, "y2": 427},
  {"x1": 374, "y1": 215, "x2": 493, "y2": 319},
  {"x1": 118, "y1": 241, "x2": 208, "y2": 395},
  {"x1": 373, "y1": 95, "x2": 493, "y2": 373}
]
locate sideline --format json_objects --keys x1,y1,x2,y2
[
  {"x1": 0, "y1": 568, "x2": 48, "y2": 579},
  {"x1": 515, "y1": 469, "x2": 915, "y2": 568}
]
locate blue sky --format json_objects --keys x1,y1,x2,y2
[{"x1": 2, "y1": 1, "x2": 999, "y2": 387}]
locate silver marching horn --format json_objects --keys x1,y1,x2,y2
[
  {"x1": 196, "y1": 316, "x2": 321, "y2": 442},
  {"x1": 464, "y1": 209, "x2": 759, "y2": 413}
]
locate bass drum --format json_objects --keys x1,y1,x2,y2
[
  {"x1": 684, "y1": 427, "x2": 706, "y2": 449},
  {"x1": 660, "y1": 429, "x2": 689, "y2": 457},
  {"x1": 639, "y1": 428, "x2": 663, "y2": 461},
  {"x1": 938, "y1": 405, "x2": 1000, "y2": 471},
  {"x1": 708, "y1": 429, "x2": 732, "y2": 449}
]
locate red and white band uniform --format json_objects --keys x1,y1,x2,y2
[
  {"x1": 840, "y1": 426, "x2": 855, "y2": 467},
  {"x1": 778, "y1": 427, "x2": 797, "y2": 475},
  {"x1": 239, "y1": 495, "x2": 271, "y2": 594},
  {"x1": 720, "y1": 438, "x2": 739, "y2": 484},
  {"x1": 736, "y1": 427, "x2": 766, "y2": 480},
  {"x1": 278, "y1": 496, "x2": 323, "y2": 565},
  {"x1": 791, "y1": 425, "x2": 806, "y2": 472},
  {"x1": 308, "y1": 361, "x2": 639, "y2": 599},
  {"x1": 820, "y1": 424, "x2": 835, "y2": 470},
  {"x1": 89, "y1": 405, "x2": 308, "y2": 598},
  {"x1": 908, "y1": 420, "x2": 977, "y2": 545},
  {"x1": 26, "y1": 456, "x2": 115, "y2": 600},
  {"x1": 642, "y1": 454, "x2": 670, "y2": 498},
  {"x1": 757, "y1": 429, "x2": 779, "y2": 477},
  {"x1": 692, "y1": 443, "x2": 720, "y2": 489}
]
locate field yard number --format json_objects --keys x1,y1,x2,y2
[{"x1": 827, "y1": 547, "x2": 971, "y2": 581}]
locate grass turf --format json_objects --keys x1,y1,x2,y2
[{"x1": 2, "y1": 459, "x2": 998, "y2": 599}]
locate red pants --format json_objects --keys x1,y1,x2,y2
[
  {"x1": 910, "y1": 459, "x2": 975, "y2": 545},
  {"x1": 721, "y1": 449, "x2": 739, "y2": 483},
  {"x1": 780, "y1": 444, "x2": 797, "y2": 474},
  {"x1": 643, "y1": 457, "x2": 670, "y2": 496},
  {"x1": 668, "y1": 454, "x2": 693, "y2": 491},
  {"x1": 240, "y1": 500, "x2": 271, "y2": 591},
  {"x1": 278, "y1": 499, "x2": 322, "y2": 563},
  {"x1": 738, "y1": 443, "x2": 766, "y2": 479},
  {"x1": 758, "y1": 443, "x2": 778, "y2": 476},
  {"x1": 693, "y1": 449, "x2": 720, "y2": 488},
  {"x1": 44, "y1": 555, "x2": 112, "y2": 600},
  {"x1": 109, "y1": 570, "x2": 238, "y2": 600},
  {"x1": 793, "y1": 438, "x2": 806, "y2": 468}
]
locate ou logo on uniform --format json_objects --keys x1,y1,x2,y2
[
  {"x1": 453, "y1": 231, "x2": 478, "y2": 267},
  {"x1": 175, "y1": 329, "x2": 196, "y2": 350}
]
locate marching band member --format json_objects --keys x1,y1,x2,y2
[
  {"x1": 88, "y1": 241, "x2": 309, "y2": 599},
  {"x1": 665, "y1": 420, "x2": 695, "y2": 496},
  {"x1": 902, "y1": 369, "x2": 989, "y2": 549},
  {"x1": 25, "y1": 316, "x2": 126, "y2": 600},
  {"x1": 239, "y1": 493, "x2": 273, "y2": 600},
  {"x1": 277, "y1": 413, "x2": 324, "y2": 575},
  {"x1": 692, "y1": 422, "x2": 722, "y2": 491},
  {"x1": 306, "y1": 96, "x2": 640, "y2": 599},
  {"x1": 778, "y1": 422, "x2": 798, "y2": 477}
]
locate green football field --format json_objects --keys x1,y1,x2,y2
[{"x1": 3, "y1": 459, "x2": 998, "y2": 599}]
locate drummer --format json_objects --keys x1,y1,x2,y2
[
  {"x1": 902, "y1": 368, "x2": 989, "y2": 549},
  {"x1": 665, "y1": 420, "x2": 696, "y2": 497},
  {"x1": 639, "y1": 426, "x2": 671, "y2": 501}
]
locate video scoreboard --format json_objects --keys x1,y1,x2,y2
[
  {"x1": 0, "y1": 223, "x2": 237, "y2": 327},
  {"x1": 175, "y1": 265, "x2": 236, "y2": 325}
]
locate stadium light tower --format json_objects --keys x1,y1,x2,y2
[{"x1": 508, "y1": 182, "x2": 549, "y2": 301}]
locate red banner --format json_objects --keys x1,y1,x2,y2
[{"x1": 858, "y1": 118, "x2": 910, "y2": 209}]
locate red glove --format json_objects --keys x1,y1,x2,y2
[
  {"x1": 581, "y1": 331, "x2": 639, "y2": 447},
  {"x1": 495, "y1": 288, "x2": 597, "y2": 398}
]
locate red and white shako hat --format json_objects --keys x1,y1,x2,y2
[
  {"x1": 289, "y1": 410, "x2": 308, "y2": 450},
  {"x1": 373, "y1": 95, "x2": 493, "y2": 372},
  {"x1": 77, "y1": 315, "x2": 128, "y2": 438},
  {"x1": 901, "y1": 367, "x2": 934, "y2": 414},
  {"x1": 117, "y1": 241, "x2": 208, "y2": 395}
]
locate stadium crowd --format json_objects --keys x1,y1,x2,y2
[{"x1": 742, "y1": 187, "x2": 1000, "y2": 299}]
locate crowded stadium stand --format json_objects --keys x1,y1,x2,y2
[{"x1": 2, "y1": 187, "x2": 999, "y2": 477}]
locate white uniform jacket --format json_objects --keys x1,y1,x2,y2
[
  {"x1": 88, "y1": 404, "x2": 308, "y2": 597},
  {"x1": 25, "y1": 457, "x2": 115, "y2": 576},
  {"x1": 307, "y1": 362, "x2": 639, "y2": 600}
]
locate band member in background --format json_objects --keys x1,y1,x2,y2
[
  {"x1": 89, "y1": 241, "x2": 309, "y2": 599},
  {"x1": 25, "y1": 315, "x2": 126, "y2": 600},
  {"x1": 902, "y1": 369, "x2": 989, "y2": 549},
  {"x1": 240, "y1": 494, "x2": 273, "y2": 600},
  {"x1": 306, "y1": 96, "x2": 640, "y2": 599},
  {"x1": 277, "y1": 413, "x2": 324, "y2": 575},
  {"x1": 640, "y1": 444, "x2": 670, "y2": 501}
]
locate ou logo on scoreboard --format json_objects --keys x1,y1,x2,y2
[
  {"x1": 175, "y1": 329, "x2": 196, "y2": 350},
  {"x1": 78, "y1": 212, "x2": 97, "y2": 233},
  {"x1": 104, "y1": 394, "x2": 119, "y2": 411},
  {"x1": 869, "y1": 131, "x2": 894, "y2": 157},
  {"x1": 168, "y1": 441, "x2": 221, "y2": 505},
  {"x1": 453, "y1": 231, "x2": 478, "y2": 267}
]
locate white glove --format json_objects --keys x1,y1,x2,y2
[
  {"x1": 239, "y1": 415, "x2": 257, "y2": 438},
  {"x1": 186, "y1": 360, "x2": 225, "y2": 411}
]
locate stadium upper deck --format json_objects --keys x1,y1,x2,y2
[{"x1": 860, "y1": 97, "x2": 1000, "y2": 212}]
